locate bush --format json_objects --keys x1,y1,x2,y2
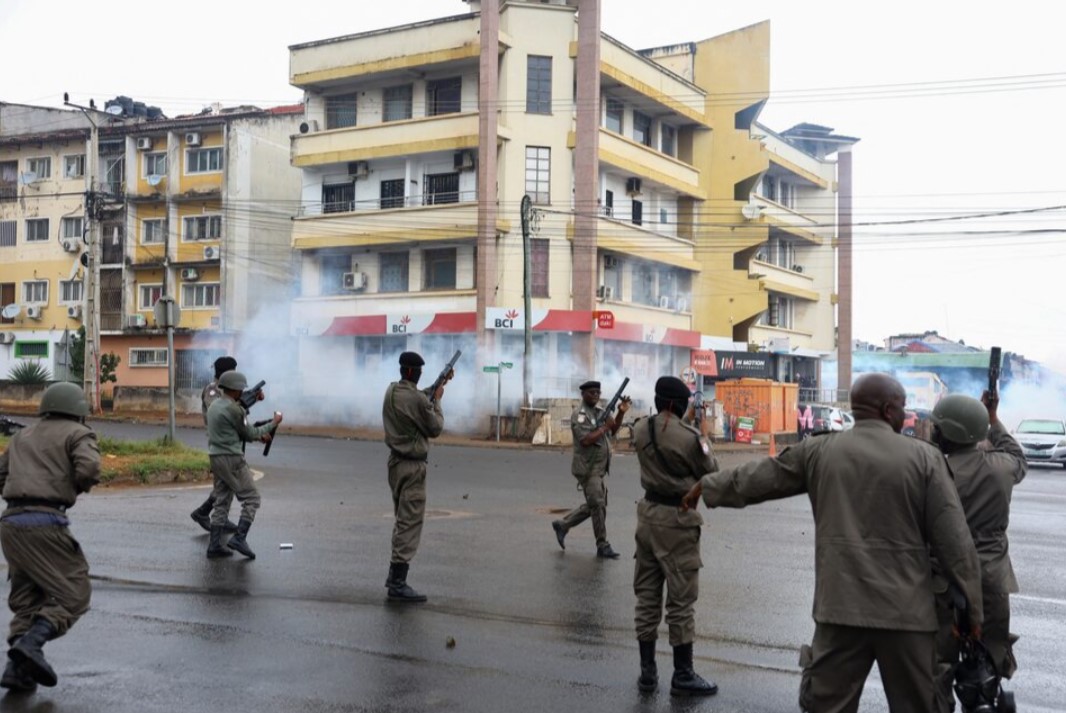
[{"x1": 8, "y1": 361, "x2": 52, "y2": 384}]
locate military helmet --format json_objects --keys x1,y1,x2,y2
[
  {"x1": 38, "y1": 382, "x2": 90, "y2": 418},
  {"x1": 930, "y1": 394, "x2": 989, "y2": 445},
  {"x1": 217, "y1": 370, "x2": 249, "y2": 392}
]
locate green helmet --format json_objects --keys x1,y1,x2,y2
[
  {"x1": 38, "y1": 382, "x2": 90, "y2": 418},
  {"x1": 217, "y1": 370, "x2": 248, "y2": 391},
  {"x1": 930, "y1": 394, "x2": 989, "y2": 445}
]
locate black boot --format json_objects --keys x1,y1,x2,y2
[
  {"x1": 0, "y1": 660, "x2": 37, "y2": 694},
  {"x1": 226, "y1": 518, "x2": 256, "y2": 559},
  {"x1": 8, "y1": 619, "x2": 57, "y2": 688},
  {"x1": 596, "y1": 543, "x2": 621, "y2": 559},
  {"x1": 191, "y1": 498, "x2": 238, "y2": 533},
  {"x1": 386, "y1": 562, "x2": 428, "y2": 603},
  {"x1": 638, "y1": 640, "x2": 658, "y2": 693},
  {"x1": 206, "y1": 525, "x2": 233, "y2": 559},
  {"x1": 551, "y1": 520, "x2": 567, "y2": 550},
  {"x1": 670, "y1": 643, "x2": 717, "y2": 697}
]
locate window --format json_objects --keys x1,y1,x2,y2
[
  {"x1": 60, "y1": 279, "x2": 83, "y2": 303},
  {"x1": 526, "y1": 55, "x2": 552, "y2": 114},
  {"x1": 779, "y1": 181, "x2": 794, "y2": 209},
  {"x1": 183, "y1": 215, "x2": 222, "y2": 241},
  {"x1": 427, "y1": 77, "x2": 462, "y2": 116},
  {"x1": 379, "y1": 252, "x2": 410, "y2": 293},
  {"x1": 62, "y1": 217, "x2": 83, "y2": 240},
  {"x1": 531, "y1": 238, "x2": 549, "y2": 297},
  {"x1": 26, "y1": 218, "x2": 48, "y2": 242},
  {"x1": 604, "y1": 190, "x2": 613, "y2": 217},
  {"x1": 186, "y1": 147, "x2": 222, "y2": 173},
  {"x1": 142, "y1": 219, "x2": 165, "y2": 245},
  {"x1": 23, "y1": 280, "x2": 48, "y2": 304},
  {"x1": 144, "y1": 153, "x2": 167, "y2": 177},
  {"x1": 605, "y1": 97, "x2": 623, "y2": 133},
  {"x1": 633, "y1": 112, "x2": 652, "y2": 147},
  {"x1": 64, "y1": 155, "x2": 85, "y2": 179},
  {"x1": 632, "y1": 263, "x2": 656, "y2": 306},
  {"x1": 0, "y1": 161, "x2": 17, "y2": 201},
  {"x1": 130, "y1": 348, "x2": 168, "y2": 367},
  {"x1": 423, "y1": 248, "x2": 457, "y2": 290},
  {"x1": 765, "y1": 295, "x2": 795, "y2": 329},
  {"x1": 660, "y1": 208, "x2": 669, "y2": 225},
  {"x1": 26, "y1": 157, "x2": 51, "y2": 179},
  {"x1": 761, "y1": 175, "x2": 777, "y2": 202},
  {"x1": 14, "y1": 342, "x2": 48, "y2": 359},
  {"x1": 181, "y1": 283, "x2": 221, "y2": 308},
  {"x1": 631, "y1": 199, "x2": 643, "y2": 226},
  {"x1": 383, "y1": 85, "x2": 413, "y2": 122},
  {"x1": 380, "y1": 179, "x2": 405, "y2": 209},
  {"x1": 0, "y1": 283, "x2": 13, "y2": 324},
  {"x1": 326, "y1": 93, "x2": 358, "y2": 129},
  {"x1": 322, "y1": 183, "x2": 355, "y2": 214},
  {"x1": 139, "y1": 284, "x2": 162, "y2": 310},
  {"x1": 104, "y1": 157, "x2": 124, "y2": 196},
  {"x1": 424, "y1": 172, "x2": 459, "y2": 205},
  {"x1": 0, "y1": 221, "x2": 14, "y2": 248},
  {"x1": 525, "y1": 146, "x2": 551, "y2": 204},
  {"x1": 661, "y1": 125, "x2": 677, "y2": 157}
]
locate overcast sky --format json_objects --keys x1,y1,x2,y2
[{"x1": 3, "y1": 0, "x2": 1064, "y2": 370}]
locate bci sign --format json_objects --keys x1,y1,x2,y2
[{"x1": 494, "y1": 309, "x2": 520, "y2": 329}]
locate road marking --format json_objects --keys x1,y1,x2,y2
[{"x1": 1014, "y1": 594, "x2": 1066, "y2": 607}]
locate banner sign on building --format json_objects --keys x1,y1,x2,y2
[
  {"x1": 691, "y1": 350, "x2": 718, "y2": 376},
  {"x1": 715, "y1": 351, "x2": 772, "y2": 379}
]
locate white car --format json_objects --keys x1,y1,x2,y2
[{"x1": 1013, "y1": 419, "x2": 1066, "y2": 468}]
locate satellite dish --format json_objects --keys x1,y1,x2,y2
[
  {"x1": 18, "y1": 171, "x2": 37, "y2": 185},
  {"x1": 147, "y1": 174, "x2": 164, "y2": 186},
  {"x1": 1, "y1": 304, "x2": 21, "y2": 320},
  {"x1": 105, "y1": 105, "x2": 124, "y2": 116}
]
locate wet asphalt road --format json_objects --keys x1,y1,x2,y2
[{"x1": 1, "y1": 420, "x2": 1064, "y2": 713}]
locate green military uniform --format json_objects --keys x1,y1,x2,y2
[
  {"x1": 383, "y1": 379, "x2": 443, "y2": 564},
  {"x1": 206, "y1": 392, "x2": 273, "y2": 529},
  {"x1": 559, "y1": 401, "x2": 613, "y2": 550},
  {"x1": 699, "y1": 419, "x2": 983, "y2": 713},
  {"x1": 201, "y1": 378, "x2": 221, "y2": 425},
  {"x1": 934, "y1": 420, "x2": 1026, "y2": 712}
]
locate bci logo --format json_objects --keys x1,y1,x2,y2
[
  {"x1": 392, "y1": 315, "x2": 412, "y2": 333},
  {"x1": 494, "y1": 309, "x2": 520, "y2": 329}
]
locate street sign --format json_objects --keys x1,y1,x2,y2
[
  {"x1": 500, "y1": 362, "x2": 514, "y2": 369},
  {"x1": 483, "y1": 366, "x2": 500, "y2": 373}
]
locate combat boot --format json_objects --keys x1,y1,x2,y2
[
  {"x1": 8, "y1": 619, "x2": 57, "y2": 687},
  {"x1": 551, "y1": 520, "x2": 567, "y2": 550},
  {"x1": 638, "y1": 640, "x2": 658, "y2": 693},
  {"x1": 670, "y1": 643, "x2": 717, "y2": 697},
  {"x1": 386, "y1": 562, "x2": 428, "y2": 603},
  {"x1": 226, "y1": 518, "x2": 256, "y2": 559},
  {"x1": 191, "y1": 498, "x2": 238, "y2": 533},
  {"x1": 0, "y1": 660, "x2": 37, "y2": 694},
  {"x1": 206, "y1": 525, "x2": 233, "y2": 559},
  {"x1": 596, "y1": 543, "x2": 621, "y2": 559}
]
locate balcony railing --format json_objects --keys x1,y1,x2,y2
[{"x1": 297, "y1": 190, "x2": 476, "y2": 217}]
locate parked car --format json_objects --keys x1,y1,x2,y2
[
  {"x1": 798, "y1": 404, "x2": 853, "y2": 437},
  {"x1": 1013, "y1": 419, "x2": 1066, "y2": 468}
]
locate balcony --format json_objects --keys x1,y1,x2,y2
[
  {"x1": 751, "y1": 196, "x2": 825, "y2": 245},
  {"x1": 293, "y1": 200, "x2": 486, "y2": 250},
  {"x1": 292, "y1": 113, "x2": 481, "y2": 168},
  {"x1": 578, "y1": 216, "x2": 699, "y2": 272},
  {"x1": 597, "y1": 129, "x2": 701, "y2": 198},
  {"x1": 598, "y1": 36, "x2": 708, "y2": 126},
  {"x1": 749, "y1": 259, "x2": 819, "y2": 302}
]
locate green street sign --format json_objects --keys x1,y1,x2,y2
[
  {"x1": 500, "y1": 362, "x2": 514, "y2": 369},
  {"x1": 483, "y1": 366, "x2": 500, "y2": 373}
]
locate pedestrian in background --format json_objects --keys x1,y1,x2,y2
[
  {"x1": 682, "y1": 372, "x2": 983, "y2": 712},
  {"x1": 631, "y1": 376, "x2": 718, "y2": 697},
  {"x1": 551, "y1": 380, "x2": 630, "y2": 559},
  {"x1": 0, "y1": 383, "x2": 100, "y2": 692}
]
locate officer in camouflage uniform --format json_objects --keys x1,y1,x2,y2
[
  {"x1": 683, "y1": 373, "x2": 984, "y2": 713},
  {"x1": 0, "y1": 382, "x2": 100, "y2": 692},
  {"x1": 382, "y1": 351, "x2": 450, "y2": 603},
  {"x1": 930, "y1": 392, "x2": 1026, "y2": 713},
  {"x1": 205, "y1": 370, "x2": 281, "y2": 560},
  {"x1": 632, "y1": 376, "x2": 718, "y2": 697},
  {"x1": 551, "y1": 380, "x2": 630, "y2": 559},
  {"x1": 189, "y1": 355, "x2": 241, "y2": 533}
]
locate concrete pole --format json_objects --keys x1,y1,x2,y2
[
  {"x1": 836, "y1": 146, "x2": 853, "y2": 402},
  {"x1": 476, "y1": 0, "x2": 500, "y2": 374},
  {"x1": 521, "y1": 195, "x2": 533, "y2": 407},
  {"x1": 83, "y1": 123, "x2": 101, "y2": 413}
]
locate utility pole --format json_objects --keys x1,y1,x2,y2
[
  {"x1": 520, "y1": 195, "x2": 533, "y2": 408},
  {"x1": 837, "y1": 146, "x2": 853, "y2": 403}
]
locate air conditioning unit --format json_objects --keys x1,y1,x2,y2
[
  {"x1": 67, "y1": 305, "x2": 82, "y2": 319},
  {"x1": 342, "y1": 271, "x2": 368, "y2": 291},
  {"x1": 348, "y1": 161, "x2": 368, "y2": 180},
  {"x1": 741, "y1": 202, "x2": 763, "y2": 221},
  {"x1": 792, "y1": 264, "x2": 804, "y2": 273},
  {"x1": 298, "y1": 120, "x2": 319, "y2": 134},
  {"x1": 136, "y1": 137, "x2": 153, "y2": 151},
  {"x1": 754, "y1": 251, "x2": 766, "y2": 262},
  {"x1": 127, "y1": 314, "x2": 147, "y2": 329},
  {"x1": 26, "y1": 306, "x2": 42, "y2": 320},
  {"x1": 181, "y1": 267, "x2": 200, "y2": 281},
  {"x1": 675, "y1": 298, "x2": 689, "y2": 313},
  {"x1": 185, "y1": 132, "x2": 202, "y2": 147},
  {"x1": 603, "y1": 255, "x2": 618, "y2": 270},
  {"x1": 597, "y1": 285, "x2": 614, "y2": 300},
  {"x1": 453, "y1": 150, "x2": 474, "y2": 171},
  {"x1": 625, "y1": 177, "x2": 642, "y2": 195},
  {"x1": 61, "y1": 238, "x2": 80, "y2": 253},
  {"x1": 203, "y1": 246, "x2": 219, "y2": 260},
  {"x1": 658, "y1": 295, "x2": 673, "y2": 310},
  {"x1": 0, "y1": 332, "x2": 14, "y2": 345}
]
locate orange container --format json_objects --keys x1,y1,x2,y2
[{"x1": 716, "y1": 379, "x2": 799, "y2": 436}]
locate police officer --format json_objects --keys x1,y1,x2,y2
[
  {"x1": 205, "y1": 370, "x2": 281, "y2": 560},
  {"x1": 632, "y1": 376, "x2": 718, "y2": 697},
  {"x1": 382, "y1": 351, "x2": 449, "y2": 603},
  {"x1": 682, "y1": 373, "x2": 984, "y2": 713},
  {"x1": 551, "y1": 381, "x2": 630, "y2": 559},
  {"x1": 930, "y1": 392, "x2": 1026, "y2": 713},
  {"x1": 0, "y1": 383, "x2": 100, "y2": 692},
  {"x1": 189, "y1": 355, "x2": 242, "y2": 533}
]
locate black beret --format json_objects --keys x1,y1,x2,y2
[
  {"x1": 399, "y1": 351, "x2": 425, "y2": 367},
  {"x1": 655, "y1": 376, "x2": 690, "y2": 401},
  {"x1": 579, "y1": 380, "x2": 601, "y2": 391},
  {"x1": 213, "y1": 356, "x2": 237, "y2": 375}
]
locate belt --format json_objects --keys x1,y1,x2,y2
[
  {"x1": 390, "y1": 450, "x2": 427, "y2": 462},
  {"x1": 6, "y1": 498, "x2": 68, "y2": 513},
  {"x1": 643, "y1": 490, "x2": 684, "y2": 507}
]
